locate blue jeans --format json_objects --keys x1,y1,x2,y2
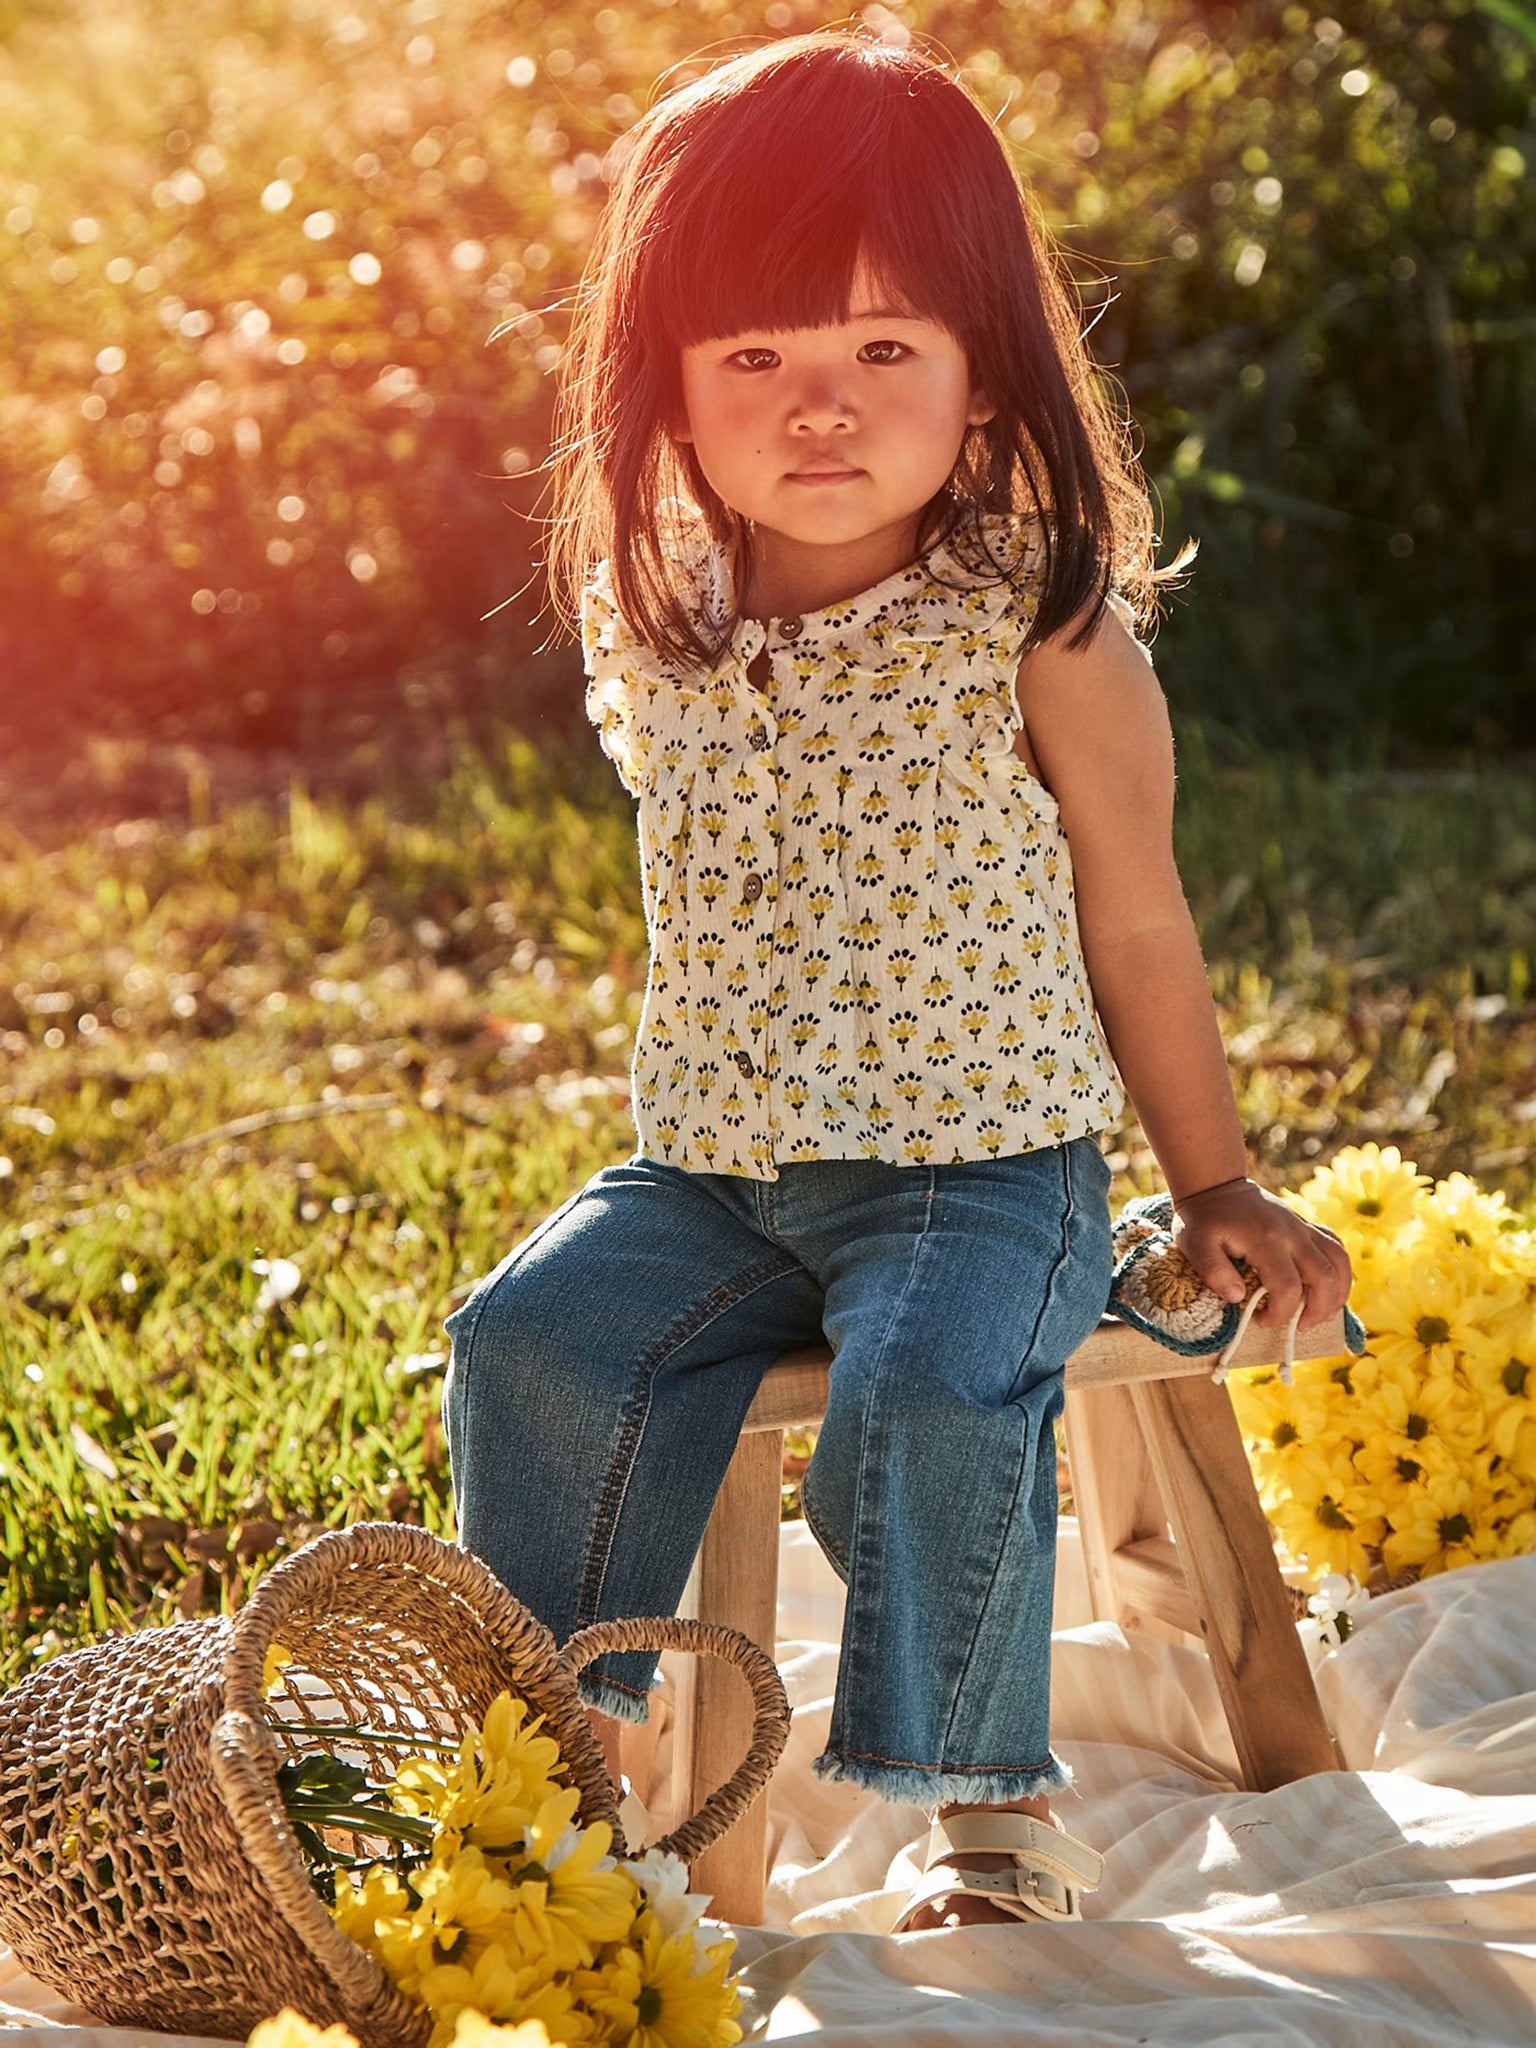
[{"x1": 441, "y1": 1138, "x2": 1114, "y2": 1808}]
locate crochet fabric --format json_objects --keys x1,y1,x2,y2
[
  {"x1": 1108, "y1": 1190, "x2": 1369, "y2": 1357},
  {"x1": 581, "y1": 510, "x2": 1133, "y2": 1181}
]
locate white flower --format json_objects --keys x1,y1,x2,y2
[
  {"x1": 1306, "y1": 1572, "x2": 1370, "y2": 1649},
  {"x1": 619, "y1": 1845, "x2": 713, "y2": 1947}
]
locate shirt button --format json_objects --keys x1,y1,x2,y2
[
  {"x1": 749, "y1": 724, "x2": 769, "y2": 751},
  {"x1": 742, "y1": 872, "x2": 764, "y2": 902},
  {"x1": 778, "y1": 616, "x2": 803, "y2": 640},
  {"x1": 735, "y1": 1049, "x2": 755, "y2": 1076}
]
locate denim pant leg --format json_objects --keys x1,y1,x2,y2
[
  {"x1": 788, "y1": 1138, "x2": 1114, "y2": 1808},
  {"x1": 441, "y1": 1153, "x2": 824, "y2": 1722}
]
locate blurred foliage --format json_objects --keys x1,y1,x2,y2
[{"x1": 0, "y1": 0, "x2": 1532, "y2": 766}]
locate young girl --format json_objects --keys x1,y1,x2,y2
[{"x1": 443, "y1": 30, "x2": 1353, "y2": 1933}]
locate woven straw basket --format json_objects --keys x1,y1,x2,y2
[{"x1": 0, "y1": 1521, "x2": 790, "y2": 2047}]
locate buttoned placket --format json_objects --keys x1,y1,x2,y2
[{"x1": 723, "y1": 615, "x2": 805, "y2": 1169}]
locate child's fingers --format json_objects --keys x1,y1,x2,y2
[
  {"x1": 1246, "y1": 1256, "x2": 1308, "y2": 1331},
  {"x1": 1300, "y1": 1236, "x2": 1355, "y2": 1327},
  {"x1": 1175, "y1": 1224, "x2": 1251, "y2": 1306}
]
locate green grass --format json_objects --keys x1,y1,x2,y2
[{"x1": 2, "y1": 720, "x2": 1534, "y2": 1688}]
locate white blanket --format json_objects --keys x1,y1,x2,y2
[{"x1": 5, "y1": 1522, "x2": 1535, "y2": 2046}]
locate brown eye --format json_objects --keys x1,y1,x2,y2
[{"x1": 860, "y1": 340, "x2": 910, "y2": 363}]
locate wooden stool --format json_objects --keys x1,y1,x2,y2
[{"x1": 668, "y1": 1309, "x2": 1347, "y2": 1926}]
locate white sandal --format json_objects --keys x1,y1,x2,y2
[{"x1": 892, "y1": 1811, "x2": 1104, "y2": 1932}]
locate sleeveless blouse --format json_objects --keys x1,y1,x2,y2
[{"x1": 580, "y1": 510, "x2": 1129, "y2": 1181}]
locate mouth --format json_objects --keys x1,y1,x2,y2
[{"x1": 785, "y1": 467, "x2": 863, "y2": 484}]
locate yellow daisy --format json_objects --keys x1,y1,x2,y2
[
  {"x1": 1361, "y1": 1361, "x2": 1488, "y2": 1461},
  {"x1": 1283, "y1": 1142, "x2": 1430, "y2": 1245},
  {"x1": 1268, "y1": 1485, "x2": 1382, "y2": 1584},
  {"x1": 448, "y1": 2014, "x2": 557, "y2": 2048},
  {"x1": 248, "y1": 2014, "x2": 358, "y2": 2048},
  {"x1": 1421, "y1": 1172, "x2": 1517, "y2": 1258},
  {"x1": 1351, "y1": 1260, "x2": 1498, "y2": 1385},
  {"x1": 1380, "y1": 1471, "x2": 1497, "y2": 1578},
  {"x1": 572, "y1": 1923, "x2": 742, "y2": 2048},
  {"x1": 391, "y1": 1697, "x2": 568, "y2": 1848},
  {"x1": 516, "y1": 1802, "x2": 640, "y2": 1953}
]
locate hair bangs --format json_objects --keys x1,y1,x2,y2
[{"x1": 643, "y1": 57, "x2": 979, "y2": 355}]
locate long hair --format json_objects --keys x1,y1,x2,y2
[{"x1": 542, "y1": 28, "x2": 1192, "y2": 672}]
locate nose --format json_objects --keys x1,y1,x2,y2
[{"x1": 787, "y1": 372, "x2": 856, "y2": 435}]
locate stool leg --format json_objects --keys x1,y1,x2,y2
[
  {"x1": 1062, "y1": 1383, "x2": 1186, "y2": 1645},
  {"x1": 1130, "y1": 1374, "x2": 1341, "y2": 1789},
  {"x1": 671, "y1": 1427, "x2": 783, "y2": 1925}
]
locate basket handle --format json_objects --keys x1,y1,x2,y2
[
  {"x1": 208, "y1": 1709, "x2": 431, "y2": 2047},
  {"x1": 559, "y1": 1615, "x2": 789, "y2": 1866}
]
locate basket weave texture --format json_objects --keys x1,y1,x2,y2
[{"x1": 0, "y1": 1521, "x2": 789, "y2": 2047}]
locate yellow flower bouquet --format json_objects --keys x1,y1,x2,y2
[
  {"x1": 1226, "y1": 1143, "x2": 1536, "y2": 1594},
  {"x1": 271, "y1": 1686, "x2": 744, "y2": 2048}
]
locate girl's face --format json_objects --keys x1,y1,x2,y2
[{"x1": 674, "y1": 256, "x2": 995, "y2": 587}]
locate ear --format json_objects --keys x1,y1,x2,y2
[{"x1": 967, "y1": 385, "x2": 997, "y2": 429}]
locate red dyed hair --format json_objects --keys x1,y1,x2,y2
[{"x1": 542, "y1": 28, "x2": 1190, "y2": 671}]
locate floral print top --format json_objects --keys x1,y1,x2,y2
[{"x1": 581, "y1": 509, "x2": 1131, "y2": 1181}]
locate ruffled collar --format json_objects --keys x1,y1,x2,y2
[
  {"x1": 582, "y1": 508, "x2": 1045, "y2": 694},
  {"x1": 686, "y1": 509, "x2": 1044, "y2": 653}
]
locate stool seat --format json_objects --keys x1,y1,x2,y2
[{"x1": 665, "y1": 1308, "x2": 1348, "y2": 1925}]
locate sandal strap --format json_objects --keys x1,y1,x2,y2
[
  {"x1": 925, "y1": 1813, "x2": 1104, "y2": 1892},
  {"x1": 897, "y1": 1860, "x2": 1075, "y2": 1930}
]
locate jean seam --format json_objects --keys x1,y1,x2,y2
[
  {"x1": 936, "y1": 1141, "x2": 1075, "y2": 1766},
  {"x1": 799, "y1": 1472, "x2": 850, "y2": 1582},
  {"x1": 574, "y1": 1245, "x2": 803, "y2": 1633},
  {"x1": 836, "y1": 1174, "x2": 938, "y2": 1752}
]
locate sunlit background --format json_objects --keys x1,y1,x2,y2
[{"x1": 2, "y1": 0, "x2": 1532, "y2": 795}]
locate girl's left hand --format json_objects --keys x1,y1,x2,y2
[{"x1": 1170, "y1": 1178, "x2": 1354, "y2": 1335}]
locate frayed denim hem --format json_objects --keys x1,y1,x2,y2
[
  {"x1": 576, "y1": 1670, "x2": 655, "y2": 1726},
  {"x1": 811, "y1": 1747, "x2": 1074, "y2": 1808}
]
